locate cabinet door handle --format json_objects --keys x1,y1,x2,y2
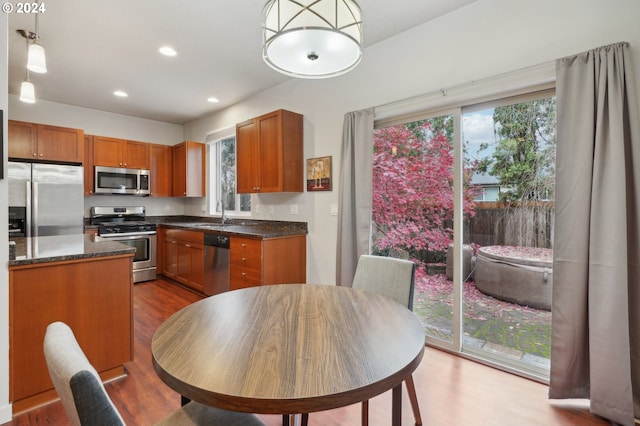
[
  {"x1": 241, "y1": 243, "x2": 247, "y2": 247},
  {"x1": 184, "y1": 243, "x2": 191, "y2": 248},
  {"x1": 242, "y1": 257, "x2": 247, "y2": 262},
  {"x1": 242, "y1": 272, "x2": 246, "y2": 276},
  {"x1": 32, "y1": 153, "x2": 37, "y2": 157}
]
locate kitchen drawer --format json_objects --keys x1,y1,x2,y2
[
  {"x1": 230, "y1": 251, "x2": 261, "y2": 271},
  {"x1": 230, "y1": 268, "x2": 262, "y2": 289},
  {"x1": 165, "y1": 228, "x2": 203, "y2": 244},
  {"x1": 231, "y1": 237, "x2": 261, "y2": 255}
]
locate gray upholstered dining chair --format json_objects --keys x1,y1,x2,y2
[
  {"x1": 352, "y1": 254, "x2": 423, "y2": 426},
  {"x1": 43, "y1": 321, "x2": 265, "y2": 426}
]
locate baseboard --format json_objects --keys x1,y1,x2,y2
[{"x1": 0, "y1": 402, "x2": 13, "y2": 424}]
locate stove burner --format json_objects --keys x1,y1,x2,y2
[
  {"x1": 98, "y1": 221, "x2": 156, "y2": 235},
  {"x1": 91, "y1": 206, "x2": 156, "y2": 235}
]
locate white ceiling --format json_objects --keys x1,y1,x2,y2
[{"x1": 8, "y1": 0, "x2": 477, "y2": 125}]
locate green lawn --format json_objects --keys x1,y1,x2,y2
[{"x1": 413, "y1": 273, "x2": 552, "y2": 359}]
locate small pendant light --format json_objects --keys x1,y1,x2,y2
[{"x1": 20, "y1": 70, "x2": 36, "y2": 104}]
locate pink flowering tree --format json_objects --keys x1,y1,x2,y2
[{"x1": 372, "y1": 121, "x2": 478, "y2": 264}]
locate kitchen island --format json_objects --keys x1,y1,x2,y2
[{"x1": 8, "y1": 234, "x2": 135, "y2": 415}]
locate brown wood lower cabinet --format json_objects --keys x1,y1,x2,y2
[
  {"x1": 161, "y1": 228, "x2": 204, "y2": 293},
  {"x1": 9, "y1": 254, "x2": 134, "y2": 415},
  {"x1": 160, "y1": 228, "x2": 306, "y2": 292},
  {"x1": 230, "y1": 235, "x2": 306, "y2": 290}
]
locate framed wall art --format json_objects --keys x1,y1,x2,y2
[{"x1": 306, "y1": 156, "x2": 332, "y2": 192}]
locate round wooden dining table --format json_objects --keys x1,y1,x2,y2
[{"x1": 151, "y1": 284, "x2": 425, "y2": 425}]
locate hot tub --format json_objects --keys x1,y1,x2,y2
[{"x1": 474, "y1": 245, "x2": 553, "y2": 310}]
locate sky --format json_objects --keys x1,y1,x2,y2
[{"x1": 462, "y1": 108, "x2": 496, "y2": 162}]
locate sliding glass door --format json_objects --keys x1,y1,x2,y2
[
  {"x1": 372, "y1": 112, "x2": 457, "y2": 344},
  {"x1": 372, "y1": 89, "x2": 556, "y2": 379}
]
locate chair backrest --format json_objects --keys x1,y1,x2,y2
[
  {"x1": 43, "y1": 321, "x2": 125, "y2": 426},
  {"x1": 352, "y1": 255, "x2": 416, "y2": 310}
]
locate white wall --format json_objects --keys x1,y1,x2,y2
[
  {"x1": 8, "y1": 95, "x2": 183, "y2": 144},
  {"x1": 7, "y1": 94, "x2": 188, "y2": 218},
  {"x1": 184, "y1": 0, "x2": 640, "y2": 286},
  {"x1": 1, "y1": 12, "x2": 11, "y2": 424},
  {"x1": 2, "y1": 0, "x2": 639, "y2": 420}
]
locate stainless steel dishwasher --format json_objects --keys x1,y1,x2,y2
[{"x1": 203, "y1": 234, "x2": 230, "y2": 296}]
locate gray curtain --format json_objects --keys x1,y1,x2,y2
[
  {"x1": 550, "y1": 42, "x2": 640, "y2": 426},
  {"x1": 336, "y1": 108, "x2": 374, "y2": 286}
]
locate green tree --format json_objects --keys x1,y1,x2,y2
[{"x1": 484, "y1": 98, "x2": 556, "y2": 202}]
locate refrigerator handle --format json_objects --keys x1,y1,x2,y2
[
  {"x1": 31, "y1": 182, "x2": 38, "y2": 237},
  {"x1": 26, "y1": 181, "x2": 32, "y2": 238}
]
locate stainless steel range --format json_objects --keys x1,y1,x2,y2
[{"x1": 90, "y1": 206, "x2": 157, "y2": 283}]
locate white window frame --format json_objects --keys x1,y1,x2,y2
[{"x1": 206, "y1": 130, "x2": 251, "y2": 217}]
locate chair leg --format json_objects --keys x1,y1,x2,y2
[
  {"x1": 283, "y1": 414, "x2": 308, "y2": 426},
  {"x1": 361, "y1": 399, "x2": 369, "y2": 426},
  {"x1": 405, "y1": 374, "x2": 422, "y2": 425}
]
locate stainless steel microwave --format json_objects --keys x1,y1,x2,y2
[{"x1": 94, "y1": 166, "x2": 150, "y2": 196}]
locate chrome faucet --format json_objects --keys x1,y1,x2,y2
[{"x1": 217, "y1": 198, "x2": 227, "y2": 225}]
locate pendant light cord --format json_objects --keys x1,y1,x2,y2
[{"x1": 34, "y1": 1, "x2": 40, "y2": 40}]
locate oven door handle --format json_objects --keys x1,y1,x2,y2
[{"x1": 98, "y1": 231, "x2": 157, "y2": 238}]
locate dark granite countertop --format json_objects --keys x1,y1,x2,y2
[
  {"x1": 149, "y1": 216, "x2": 308, "y2": 239},
  {"x1": 9, "y1": 234, "x2": 136, "y2": 267}
]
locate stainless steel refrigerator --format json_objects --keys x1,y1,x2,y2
[{"x1": 8, "y1": 161, "x2": 84, "y2": 237}]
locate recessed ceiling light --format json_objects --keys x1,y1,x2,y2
[
  {"x1": 159, "y1": 46, "x2": 177, "y2": 57},
  {"x1": 207, "y1": 97, "x2": 220, "y2": 103},
  {"x1": 113, "y1": 90, "x2": 128, "y2": 98}
]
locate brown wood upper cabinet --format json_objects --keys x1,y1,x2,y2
[
  {"x1": 84, "y1": 135, "x2": 95, "y2": 195},
  {"x1": 172, "y1": 141, "x2": 205, "y2": 197},
  {"x1": 236, "y1": 109, "x2": 303, "y2": 193},
  {"x1": 93, "y1": 136, "x2": 150, "y2": 169},
  {"x1": 8, "y1": 120, "x2": 84, "y2": 163},
  {"x1": 150, "y1": 144, "x2": 173, "y2": 197}
]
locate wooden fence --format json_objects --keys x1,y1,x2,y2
[{"x1": 462, "y1": 201, "x2": 555, "y2": 249}]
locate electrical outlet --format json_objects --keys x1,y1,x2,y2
[
  {"x1": 268, "y1": 205, "x2": 275, "y2": 214},
  {"x1": 255, "y1": 204, "x2": 261, "y2": 214},
  {"x1": 289, "y1": 204, "x2": 298, "y2": 215}
]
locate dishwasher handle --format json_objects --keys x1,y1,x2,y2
[{"x1": 204, "y1": 234, "x2": 230, "y2": 249}]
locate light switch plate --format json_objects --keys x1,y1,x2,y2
[
  {"x1": 330, "y1": 204, "x2": 338, "y2": 216},
  {"x1": 289, "y1": 204, "x2": 298, "y2": 215}
]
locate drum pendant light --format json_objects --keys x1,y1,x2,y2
[{"x1": 262, "y1": 0, "x2": 363, "y2": 79}]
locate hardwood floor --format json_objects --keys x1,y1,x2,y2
[{"x1": 4, "y1": 278, "x2": 609, "y2": 426}]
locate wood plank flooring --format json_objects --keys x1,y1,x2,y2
[{"x1": 4, "y1": 278, "x2": 610, "y2": 426}]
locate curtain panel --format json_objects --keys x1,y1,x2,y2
[
  {"x1": 550, "y1": 42, "x2": 640, "y2": 426},
  {"x1": 336, "y1": 108, "x2": 374, "y2": 286}
]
